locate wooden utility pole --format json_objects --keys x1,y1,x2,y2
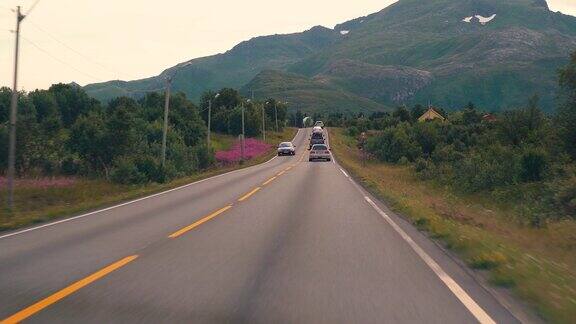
[
  {"x1": 161, "y1": 77, "x2": 171, "y2": 167},
  {"x1": 7, "y1": 6, "x2": 25, "y2": 210}
]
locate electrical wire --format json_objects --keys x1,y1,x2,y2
[
  {"x1": 21, "y1": 35, "x2": 103, "y2": 81},
  {"x1": 25, "y1": 0, "x2": 42, "y2": 16}
]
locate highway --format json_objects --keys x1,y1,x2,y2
[{"x1": 0, "y1": 128, "x2": 520, "y2": 323}]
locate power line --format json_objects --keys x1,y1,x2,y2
[
  {"x1": 28, "y1": 20, "x2": 133, "y2": 80},
  {"x1": 25, "y1": 0, "x2": 42, "y2": 16},
  {"x1": 21, "y1": 35, "x2": 103, "y2": 81}
]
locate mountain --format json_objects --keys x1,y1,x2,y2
[
  {"x1": 84, "y1": 26, "x2": 340, "y2": 106},
  {"x1": 85, "y1": 0, "x2": 576, "y2": 113},
  {"x1": 242, "y1": 70, "x2": 387, "y2": 114}
]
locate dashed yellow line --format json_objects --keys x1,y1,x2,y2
[
  {"x1": 2, "y1": 255, "x2": 138, "y2": 324},
  {"x1": 277, "y1": 170, "x2": 285, "y2": 176},
  {"x1": 262, "y1": 176, "x2": 277, "y2": 186},
  {"x1": 169, "y1": 205, "x2": 233, "y2": 238},
  {"x1": 238, "y1": 187, "x2": 261, "y2": 202}
]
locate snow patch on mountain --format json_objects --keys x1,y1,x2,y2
[
  {"x1": 476, "y1": 14, "x2": 496, "y2": 25},
  {"x1": 462, "y1": 14, "x2": 496, "y2": 25}
]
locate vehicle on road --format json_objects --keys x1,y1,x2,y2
[
  {"x1": 277, "y1": 142, "x2": 296, "y2": 156},
  {"x1": 309, "y1": 144, "x2": 331, "y2": 162},
  {"x1": 314, "y1": 121, "x2": 325, "y2": 128},
  {"x1": 309, "y1": 131, "x2": 325, "y2": 149},
  {"x1": 312, "y1": 126, "x2": 323, "y2": 134}
]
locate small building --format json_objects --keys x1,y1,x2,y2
[
  {"x1": 482, "y1": 113, "x2": 497, "y2": 122},
  {"x1": 418, "y1": 107, "x2": 446, "y2": 122}
]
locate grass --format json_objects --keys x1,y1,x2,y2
[
  {"x1": 330, "y1": 127, "x2": 576, "y2": 323},
  {"x1": 210, "y1": 133, "x2": 235, "y2": 152},
  {"x1": 0, "y1": 128, "x2": 297, "y2": 232}
]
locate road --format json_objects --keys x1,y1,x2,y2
[{"x1": 0, "y1": 128, "x2": 521, "y2": 323}]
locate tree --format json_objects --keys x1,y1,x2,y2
[
  {"x1": 558, "y1": 51, "x2": 576, "y2": 159},
  {"x1": 69, "y1": 111, "x2": 110, "y2": 176},
  {"x1": 49, "y1": 83, "x2": 99, "y2": 127},
  {"x1": 462, "y1": 102, "x2": 482, "y2": 125},
  {"x1": 393, "y1": 106, "x2": 411, "y2": 122},
  {"x1": 498, "y1": 101, "x2": 545, "y2": 147},
  {"x1": 410, "y1": 104, "x2": 426, "y2": 122}
]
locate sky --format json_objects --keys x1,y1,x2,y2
[{"x1": 1, "y1": 0, "x2": 575, "y2": 91}]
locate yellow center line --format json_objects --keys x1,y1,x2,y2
[
  {"x1": 169, "y1": 205, "x2": 233, "y2": 238},
  {"x1": 262, "y1": 176, "x2": 277, "y2": 186},
  {"x1": 277, "y1": 170, "x2": 285, "y2": 176},
  {"x1": 284, "y1": 166, "x2": 292, "y2": 171},
  {"x1": 238, "y1": 187, "x2": 261, "y2": 202},
  {"x1": 2, "y1": 255, "x2": 138, "y2": 324}
]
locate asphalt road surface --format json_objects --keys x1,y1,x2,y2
[{"x1": 0, "y1": 129, "x2": 522, "y2": 323}]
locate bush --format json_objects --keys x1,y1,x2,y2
[
  {"x1": 345, "y1": 126, "x2": 360, "y2": 137},
  {"x1": 521, "y1": 148, "x2": 548, "y2": 182},
  {"x1": 111, "y1": 158, "x2": 148, "y2": 184},
  {"x1": 367, "y1": 124, "x2": 421, "y2": 163},
  {"x1": 452, "y1": 145, "x2": 521, "y2": 193},
  {"x1": 193, "y1": 145, "x2": 215, "y2": 170},
  {"x1": 547, "y1": 170, "x2": 576, "y2": 219}
]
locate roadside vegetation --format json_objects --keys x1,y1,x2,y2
[
  {"x1": 327, "y1": 52, "x2": 576, "y2": 322},
  {"x1": 0, "y1": 84, "x2": 294, "y2": 230}
]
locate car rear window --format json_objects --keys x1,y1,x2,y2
[
  {"x1": 312, "y1": 133, "x2": 323, "y2": 139},
  {"x1": 313, "y1": 145, "x2": 327, "y2": 151},
  {"x1": 279, "y1": 143, "x2": 291, "y2": 147}
]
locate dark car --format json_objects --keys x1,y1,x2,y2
[
  {"x1": 309, "y1": 132, "x2": 325, "y2": 149},
  {"x1": 277, "y1": 142, "x2": 296, "y2": 156}
]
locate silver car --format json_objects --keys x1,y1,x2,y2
[
  {"x1": 309, "y1": 144, "x2": 331, "y2": 162},
  {"x1": 278, "y1": 142, "x2": 296, "y2": 156}
]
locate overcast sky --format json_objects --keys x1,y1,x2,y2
[{"x1": 1, "y1": 0, "x2": 575, "y2": 91}]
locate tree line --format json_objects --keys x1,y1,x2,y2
[
  {"x1": 332, "y1": 52, "x2": 576, "y2": 225},
  {"x1": 0, "y1": 85, "x2": 287, "y2": 184}
]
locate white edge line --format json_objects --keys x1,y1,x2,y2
[
  {"x1": 363, "y1": 196, "x2": 496, "y2": 324},
  {"x1": 340, "y1": 168, "x2": 349, "y2": 178},
  {"x1": 0, "y1": 129, "x2": 302, "y2": 240}
]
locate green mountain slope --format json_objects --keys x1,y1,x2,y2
[
  {"x1": 242, "y1": 70, "x2": 388, "y2": 114},
  {"x1": 85, "y1": 26, "x2": 339, "y2": 104},
  {"x1": 85, "y1": 0, "x2": 576, "y2": 112},
  {"x1": 290, "y1": 0, "x2": 576, "y2": 111}
]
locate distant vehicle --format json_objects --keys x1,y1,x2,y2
[
  {"x1": 277, "y1": 142, "x2": 296, "y2": 156},
  {"x1": 312, "y1": 126, "x2": 323, "y2": 133},
  {"x1": 309, "y1": 144, "x2": 331, "y2": 162},
  {"x1": 309, "y1": 131, "x2": 325, "y2": 149},
  {"x1": 314, "y1": 121, "x2": 325, "y2": 128}
]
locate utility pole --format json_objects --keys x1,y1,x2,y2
[
  {"x1": 262, "y1": 102, "x2": 266, "y2": 142},
  {"x1": 241, "y1": 101, "x2": 246, "y2": 161},
  {"x1": 7, "y1": 6, "x2": 25, "y2": 210},
  {"x1": 161, "y1": 77, "x2": 172, "y2": 168},
  {"x1": 206, "y1": 93, "x2": 219, "y2": 149},
  {"x1": 274, "y1": 102, "x2": 279, "y2": 132},
  {"x1": 207, "y1": 98, "x2": 212, "y2": 148}
]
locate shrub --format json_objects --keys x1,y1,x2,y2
[
  {"x1": 193, "y1": 145, "x2": 215, "y2": 170},
  {"x1": 345, "y1": 126, "x2": 360, "y2": 137},
  {"x1": 469, "y1": 251, "x2": 507, "y2": 270},
  {"x1": 452, "y1": 145, "x2": 521, "y2": 193},
  {"x1": 111, "y1": 158, "x2": 147, "y2": 184},
  {"x1": 547, "y1": 170, "x2": 576, "y2": 219},
  {"x1": 367, "y1": 124, "x2": 421, "y2": 163},
  {"x1": 520, "y1": 148, "x2": 548, "y2": 182}
]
